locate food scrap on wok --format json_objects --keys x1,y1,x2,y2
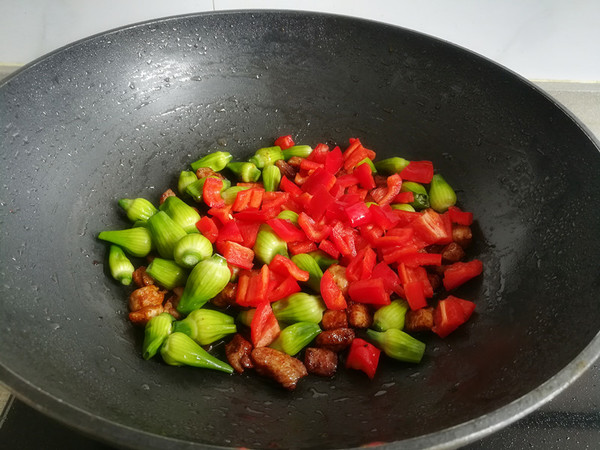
[{"x1": 98, "y1": 136, "x2": 483, "y2": 390}]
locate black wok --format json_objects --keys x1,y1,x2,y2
[{"x1": 1, "y1": 10, "x2": 599, "y2": 450}]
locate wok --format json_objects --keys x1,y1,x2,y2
[{"x1": 1, "y1": 10, "x2": 599, "y2": 450}]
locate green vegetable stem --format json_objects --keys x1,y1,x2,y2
[
  {"x1": 390, "y1": 203, "x2": 416, "y2": 212},
  {"x1": 184, "y1": 177, "x2": 208, "y2": 202},
  {"x1": 272, "y1": 292, "x2": 326, "y2": 324},
  {"x1": 291, "y1": 253, "x2": 323, "y2": 292},
  {"x1": 366, "y1": 329, "x2": 426, "y2": 363},
  {"x1": 118, "y1": 197, "x2": 157, "y2": 222},
  {"x1": 400, "y1": 181, "x2": 430, "y2": 210},
  {"x1": 372, "y1": 299, "x2": 409, "y2": 331},
  {"x1": 98, "y1": 227, "x2": 152, "y2": 257},
  {"x1": 277, "y1": 210, "x2": 299, "y2": 225},
  {"x1": 357, "y1": 157, "x2": 377, "y2": 173},
  {"x1": 307, "y1": 251, "x2": 338, "y2": 271},
  {"x1": 177, "y1": 170, "x2": 198, "y2": 195},
  {"x1": 249, "y1": 146, "x2": 284, "y2": 168},
  {"x1": 190, "y1": 151, "x2": 233, "y2": 172},
  {"x1": 253, "y1": 224, "x2": 289, "y2": 265},
  {"x1": 173, "y1": 309, "x2": 237, "y2": 345},
  {"x1": 143, "y1": 313, "x2": 174, "y2": 360},
  {"x1": 159, "y1": 196, "x2": 201, "y2": 234},
  {"x1": 108, "y1": 245, "x2": 135, "y2": 285},
  {"x1": 262, "y1": 164, "x2": 281, "y2": 192},
  {"x1": 221, "y1": 186, "x2": 250, "y2": 205},
  {"x1": 147, "y1": 211, "x2": 187, "y2": 259},
  {"x1": 226, "y1": 161, "x2": 261, "y2": 182},
  {"x1": 374, "y1": 157, "x2": 410, "y2": 174},
  {"x1": 428, "y1": 174, "x2": 457, "y2": 213},
  {"x1": 173, "y1": 233, "x2": 213, "y2": 268},
  {"x1": 160, "y1": 332, "x2": 234, "y2": 373},
  {"x1": 236, "y1": 308, "x2": 255, "y2": 327},
  {"x1": 146, "y1": 258, "x2": 188, "y2": 290},
  {"x1": 270, "y1": 322, "x2": 321, "y2": 356},
  {"x1": 282, "y1": 145, "x2": 312, "y2": 160},
  {"x1": 177, "y1": 254, "x2": 232, "y2": 314}
]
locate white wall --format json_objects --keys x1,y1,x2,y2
[{"x1": 2, "y1": 0, "x2": 599, "y2": 81}]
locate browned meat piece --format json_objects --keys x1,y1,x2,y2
[
  {"x1": 327, "y1": 264, "x2": 349, "y2": 295},
  {"x1": 129, "y1": 305, "x2": 164, "y2": 326},
  {"x1": 129, "y1": 285, "x2": 165, "y2": 312},
  {"x1": 275, "y1": 159, "x2": 297, "y2": 180},
  {"x1": 251, "y1": 347, "x2": 308, "y2": 390},
  {"x1": 225, "y1": 334, "x2": 254, "y2": 374},
  {"x1": 404, "y1": 307, "x2": 434, "y2": 332},
  {"x1": 347, "y1": 303, "x2": 373, "y2": 329},
  {"x1": 210, "y1": 282, "x2": 237, "y2": 308},
  {"x1": 159, "y1": 188, "x2": 177, "y2": 205},
  {"x1": 315, "y1": 328, "x2": 355, "y2": 352},
  {"x1": 441, "y1": 242, "x2": 466, "y2": 264},
  {"x1": 321, "y1": 309, "x2": 348, "y2": 330},
  {"x1": 287, "y1": 156, "x2": 304, "y2": 167},
  {"x1": 304, "y1": 347, "x2": 338, "y2": 377},
  {"x1": 132, "y1": 266, "x2": 155, "y2": 288},
  {"x1": 195, "y1": 167, "x2": 217, "y2": 179},
  {"x1": 427, "y1": 272, "x2": 442, "y2": 292},
  {"x1": 452, "y1": 224, "x2": 472, "y2": 248},
  {"x1": 162, "y1": 298, "x2": 182, "y2": 320}
]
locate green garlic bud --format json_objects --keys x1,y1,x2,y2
[
  {"x1": 429, "y1": 174, "x2": 457, "y2": 213},
  {"x1": 366, "y1": 328, "x2": 425, "y2": 363},
  {"x1": 108, "y1": 245, "x2": 135, "y2": 285},
  {"x1": 190, "y1": 151, "x2": 233, "y2": 172},
  {"x1": 372, "y1": 299, "x2": 409, "y2": 331},
  {"x1": 270, "y1": 322, "x2": 321, "y2": 356},
  {"x1": 253, "y1": 224, "x2": 288, "y2": 265},
  {"x1": 177, "y1": 254, "x2": 231, "y2": 315},
  {"x1": 226, "y1": 161, "x2": 261, "y2": 182},
  {"x1": 173, "y1": 233, "x2": 213, "y2": 268},
  {"x1": 118, "y1": 197, "x2": 158, "y2": 222},
  {"x1": 147, "y1": 211, "x2": 187, "y2": 259},
  {"x1": 249, "y1": 146, "x2": 284, "y2": 168},
  {"x1": 401, "y1": 181, "x2": 430, "y2": 210},
  {"x1": 237, "y1": 308, "x2": 255, "y2": 327},
  {"x1": 307, "y1": 251, "x2": 338, "y2": 271},
  {"x1": 184, "y1": 177, "x2": 208, "y2": 203},
  {"x1": 159, "y1": 196, "x2": 201, "y2": 234},
  {"x1": 282, "y1": 145, "x2": 313, "y2": 160},
  {"x1": 262, "y1": 164, "x2": 281, "y2": 192},
  {"x1": 374, "y1": 156, "x2": 410, "y2": 174},
  {"x1": 160, "y1": 332, "x2": 233, "y2": 373},
  {"x1": 277, "y1": 210, "x2": 299, "y2": 225},
  {"x1": 178, "y1": 170, "x2": 198, "y2": 196},
  {"x1": 146, "y1": 258, "x2": 188, "y2": 290},
  {"x1": 291, "y1": 253, "x2": 323, "y2": 292},
  {"x1": 143, "y1": 312, "x2": 174, "y2": 360},
  {"x1": 173, "y1": 309, "x2": 237, "y2": 345},
  {"x1": 272, "y1": 292, "x2": 326, "y2": 324},
  {"x1": 98, "y1": 227, "x2": 152, "y2": 257},
  {"x1": 391, "y1": 203, "x2": 416, "y2": 212}
]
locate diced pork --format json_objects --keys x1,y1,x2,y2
[
  {"x1": 251, "y1": 347, "x2": 307, "y2": 390},
  {"x1": 129, "y1": 285, "x2": 165, "y2": 312},
  {"x1": 315, "y1": 328, "x2": 355, "y2": 352},
  {"x1": 225, "y1": 334, "x2": 254, "y2": 374},
  {"x1": 321, "y1": 309, "x2": 348, "y2": 330},
  {"x1": 304, "y1": 347, "x2": 338, "y2": 377},
  {"x1": 404, "y1": 307, "x2": 434, "y2": 332}
]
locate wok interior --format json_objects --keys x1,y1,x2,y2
[{"x1": 1, "y1": 11, "x2": 600, "y2": 449}]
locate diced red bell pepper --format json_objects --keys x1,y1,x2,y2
[
  {"x1": 236, "y1": 220, "x2": 261, "y2": 248},
  {"x1": 393, "y1": 209, "x2": 420, "y2": 227},
  {"x1": 395, "y1": 251, "x2": 442, "y2": 267},
  {"x1": 410, "y1": 209, "x2": 453, "y2": 245},
  {"x1": 195, "y1": 216, "x2": 219, "y2": 243},
  {"x1": 266, "y1": 218, "x2": 307, "y2": 243},
  {"x1": 359, "y1": 223, "x2": 385, "y2": 246},
  {"x1": 235, "y1": 272, "x2": 250, "y2": 306},
  {"x1": 400, "y1": 160, "x2": 434, "y2": 184},
  {"x1": 279, "y1": 175, "x2": 303, "y2": 197},
  {"x1": 345, "y1": 247, "x2": 377, "y2": 282},
  {"x1": 237, "y1": 265, "x2": 270, "y2": 307},
  {"x1": 269, "y1": 254, "x2": 310, "y2": 282},
  {"x1": 233, "y1": 208, "x2": 278, "y2": 222},
  {"x1": 330, "y1": 221, "x2": 357, "y2": 258},
  {"x1": 353, "y1": 161, "x2": 376, "y2": 190},
  {"x1": 306, "y1": 143, "x2": 329, "y2": 164},
  {"x1": 251, "y1": 301, "x2": 281, "y2": 347},
  {"x1": 346, "y1": 185, "x2": 368, "y2": 202},
  {"x1": 287, "y1": 239, "x2": 318, "y2": 255},
  {"x1": 403, "y1": 281, "x2": 428, "y2": 310},
  {"x1": 335, "y1": 173, "x2": 360, "y2": 188},
  {"x1": 301, "y1": 168, "x2": 337, "y2": 195},
  {"x1": 345, "y1": 202, "x2": 373, "y2": 227},
  {"x1": 448, "y1": 206, "x2": 474, "y2": 226},
  {"x1": 318, "y1": 239, "x2": 340, "y2": 259},
  {"x1": 216, "y1": 220, "x2": 244, "y2": 243},
  {"x1": 345, "y1": 338, "x2": 380, "y2": 380},
  {"x1": 343, "y1": 143, "x2": 368, "y2": 171},
  {"x1": 300, "y1": 158, "x2": 324, "y2": 171},
  {"x1": 392, "y1": 191, "x2": 415, "y2": 204},
  {"x1": 348, "y1": 278, "x2": 390, "y2": 305},
  {"x1": 297, "y1": 212, "x2": 332, "y2": 242},
  {"x1": 207, "y1": 204, "x2": 233, "y2": 225},
  {"x1": 399, "y1": 263, "x2": 434, "y2": 298},
  {"x1": 261, "y1": 191, "x2": 289, "y2": 212},
  {"x1": 232, "y1": 188, "x2": 264, "y2": 212},
  {"x1": 268, "y1": 274, "x2": 301, "y2": 302},
  {"x1": 371, "y1": 261, "x2": 402, "y2": 296},
  {"x1": 202, "y1": 176, "x2": 226, "y2": 208},
  {"x1": 324, "y1": 146, "x2": 343, "y2": 175},
  {"x1": 432, "y1": 296, "x2": 476, "y2": 338},
  {"x1": 370, "y1": 173, "x2": 403, "y2": 206},
  {"x1": 320, "y1": 268, "x2": 347, "y2": 310},
  {"x1": 274, "y1": 134, "x2": 295, "y2": 150},
  {"x1": 442, "y1": 260, "x2": 483, "y2": 291},
  {"x1": 380, "y1": 242, "x2": 420, "y2": 264},
  {"x1": 306, "y1": 185, "x2": 336, "y2": 220},
  {"x1": 329, "y1": 181, "x2": 346, "y2": 199},
  {"x1": 375, "y1": 227, "x2": 414, "y2": 247},
  {"x1": 216, "y1": 240, "x2": 255, "y2": 270}
]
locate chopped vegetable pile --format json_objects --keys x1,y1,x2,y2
[{"x1": 98, "y1": 136, "x2": 483, "y2": 389}]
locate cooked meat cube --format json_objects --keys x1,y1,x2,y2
[
  {"x1": 287, "y1": 156, "x2": 304, "y2": 167},
  {"x1": 128, "y1": 305, "x2": 164, "y2": 326},
  {"x1": 210, "y1": 282, "x2": 237, "y2": 308},
  {"x1": 441, "y1": 242, "x2": 466, "y2": 264},
  {"x1": 162, "y1": 297, "x2": 182, "y2": 320},
  {"x1": 452, "y1": 224, "x2": 472, "y2": 248},
  {"x1": 404, "y1": 307, "x2": 434, "y2": 332},
  {"x1": 427, "y1": 272, "x2": 442, "y2": 292},
  {"x1": 327, "y1": 264, "x2": 349, "y2": 295},
  {"x1": 159, "y1": 188, "x2": 177, "y2": 205},
  {"x1": 132, "y1": 266, "x2": 155, "y2": 288},
  {"x1": 251, "y1": 347, "x2": 308, "y2": 390},
  {"x1": 275, "y1": 159, "x2": 297, "y2": 180},
  {"x1": 347, "y1": 303, "x2": 373, "y2": 329},
  {"x1": 321, "y1": 309, "x2": 348, "y2": 330},
  {"x1": 129, "y1": 285, "x2": 165, "y2": 312},
  {"x1": 304, "y1": 347, "x2": 338, "y2": 377},
  {"x1": 195, "y1": 167, "x2": 218, "y2": 179},
  {"x1": 225, "y1": 334, "x2": 254, "y2": 374},
  {"x1": 315, "y1": 328, "x2": 355, "y2": 352}
]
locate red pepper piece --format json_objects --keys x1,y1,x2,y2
[
  {"x1": 345, "y1": 185, "x2": 368, "y2": 202},
  {"x1": 301, "y1": 168, "x2": 337, "y2": 195},
  {"x1": 330, "y1": 221, "x2": 357, "y2": 257},
  {"x1": 344, "y1": 202, "x2": 373, "y2": 227},
  {"x1": 359, "y1": 223, "x2": 385, "y2": 246},
  {"x1": 392, "y1": 191, "x2": 415, "y2": 204},
  {"x1": 448, "y1": 205, "x2": 474, "y2": 226},
  {"x1": 346, "y1": 247, "x2": 377, "y2": 282},
  {"x1": 279, "y1": 175, "x2": 303, "y2": 197},
  {"x1": 324, "y1": 146, "x2": 343, "y2": 175},
  {"x1": 232, "y1": 188, "x2": 252, "y2": 211},
  {"x1": 318, "y1": 239, "x2": 340, "y2": 259},
  {"x1": 217, "y1": 240, "x2": 255, "y2": 270},
  {"x1": 320, "y1": 268, "x2": 348, "y2": 310},
  {"x1": 261, "y1": 191, "x2": 289, "y2": 211},
  {"x1": 400, "y1": 160, "x2": 434, "y2": 184},
  {"x1": 233, "y1": 208, "x2": 278, "y2": 222},
  {"x1": 208, "y1": 204, "x2": 233, "y2": 225},
  {"x1": 202, "y1": 176, "x2": 226, "y2": 208},
  {"x1": 375, "y1": 227, "x2": 414, "y2": 247},
  {"x1": 235, "y1": 272, "x2": 251, "y2": 306},
  {"x1": 345, "y1": 338, "x2": 380, "y2": 380},
  {"x1": 432, "y1": 296, "x2": 476, "y2": 338},
  {"x1": 393, "y1": 209, "x2": 421, "y2": 227},
  {"x1": 287, "y1": 240, "x2": 318, "y2": 255},
  {"x1": 269, "y1": 254, "x2": 310, "y2": 282},
  {"x1": 251, "y1": 301, "x2": 281, "y2": 347},
  {"x1": 306, "y1": 143, "x2": 329, "y2": 164},
  {"x1": 215, "y1": 220, "x2": 242, "y2": 243},
  {"x1": 371, "y1": 173, "x2": 403, "y2": 206},
  {"x1": 410, "y1": 208, "x2": 453, "y2": 245},
  {"x1": 300, "y1": 158, "x2": 325, "y2": 171},
  {"x1": 195, "y1": 216, "x2": 219, "y2": 243},
  {"x1": 266, "y1": 218, "x2": 307, "y2": 242},
  {"x1": 399, "y1": 264, "x2": 434, "y2": 298},
  {"x1": 335, "y1": 173, "x2": 360, "y2": 188},
  {"x1": 442, "y1": 260, "x2": 483, "y2": 291},
  {"x1": 297, "y1": 212, "x2": 332, "y2": 243},
  {"x1": 395, "y1": 251, "x2": 442, "y2": 267},
  {"x1": 371, "y1": 261, "x2": 402, "y2": 296},
  {"x1": 348, "y1": 278, "x2": 390, "y2": 305},
  {"x1": 268, "y1": 274, "x2": 301, "y2": 302},
  {"x1": 306, "y1": 184, "x2": 336, "y2": 221},
  {"x1": 274, "y1": 135, "x2": 295, "y2": 150},
  {"x1": 403, "y1": 281, "x2": 428, "y2": 310},
  {"x1": 241, "y1": 264, "x2": 271, "y2": 307},
  {"x1": 236, "y1": 220, "x2": 261, "y2": 248},
  {"x1": 353, "y1": 162, "x2": 376, "y2": 190}
]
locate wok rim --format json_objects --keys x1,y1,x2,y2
[{"x1": 1, "y1": 9, "x2": 600, "y2": 450}]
